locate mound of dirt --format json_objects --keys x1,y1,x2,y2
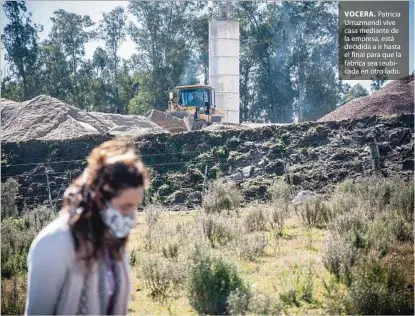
[
  {"x1": 318, "y1": 75, "x2": 414, "y2": 122},
  {"x1": 1, "y1": 95, "x2": 166, "y2": 142},
  {"x1": 89, "y1": 112, "x2": 169, "y2": 136},
  {"x1": 146, "y1": 109, "x2": 190, "y2": 133},
  {"x1": 204, "y1": 123, "x2": 253, "y2": 131},
  {"x1": 1, "y1": 98, "x2": 21, "y2": 125}
]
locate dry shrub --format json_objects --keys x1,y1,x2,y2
[
  {"x1": 228, "y1": 288, "x2": 282, "y2": 315},
  {"x1": 390, "y1": 179, "x2": 414, "y2": 223},
  {"x1": 162, "y1": 239, "x2": 180, "y2": 261},
  {"x1": 196, "y1": 213, "x2": 236, "y2": 247},
  {"x1": 238, "y1": 233, "x2": 268, "y2": 262},
  {"x1": 345, "y1": 257, "x2": 414, "y2": 315},
  {"x1": 1, "y1": 178, "x2": 19, "y2": 219},
  {"x1": 202, "y1": 180, "x2": 243, "y2": 215},
  {"x1": 323, "y1": 232, "x2": 359, "y2": 284},
  {"x1": 143, "y1": 205, "x2": 166, "y2": 250},
  {"x1": 142, "y1": 255, "x2": 187, "y2": 301},
  {"x1": 268, "y1": 181, "x2": 292, "y2": 235},
  {"x1": 144, "y1": 204, "x2": 161, "y2": 228},
  {"x1": 295, "y1": 196, "x2": 331, "y2": 228},
  {"x1": 335, "y1": 176, "x2": 413, "y2": 217},
  {"x1": 227, "y1": 287, "x2": 252, "y2": 315},
  {"x1": 246, "y1": 292, "x2": 283, "y2": 315},
  {"x1": 244, "y1": 208, "x2": 267, "y2": 233},
  {"x1": 328, "y1": 192, "x2": 360, "y2": 218},
  {"x1": 268, "y1": 180, "x2": 292, "y2": 202},
  {"x1": 1, "y1": 275, "x2": 27, "y2": 315},
  {"x1": 269, "y1": 204, "x2": 287, "y2": 236}
]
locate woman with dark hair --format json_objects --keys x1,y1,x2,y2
[{"x1": 25, "y1": 139, "x2": 150, "y2": 315}]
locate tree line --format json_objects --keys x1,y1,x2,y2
[{"x1": 1, "y1": 1, "x2": 380, "y2": 122}]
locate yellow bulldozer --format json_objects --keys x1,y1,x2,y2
[{"x1": 147, "y1": 84, "x2": 223, "y2": 133}]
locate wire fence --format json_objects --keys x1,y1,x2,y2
[{"x1": 2, "y1": 133, "x2": 411, "y2": 211}]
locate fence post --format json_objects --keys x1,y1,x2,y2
[
  {"x1": 369, "y1": 139, "x2": 380, "y2": 171},
  {"x1": 203, "y1": 165, "x2": 208, "y2": 191},
  {"x1": 284, "y1": 162, "x2": 290, "y2": 185},
  {"x1": 45, "y1": 172, "x2": 54, "y2": 211}
]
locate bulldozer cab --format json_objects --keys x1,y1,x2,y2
[{"x1": 169, "y1": 85, "x2": 215, "y2": 112}]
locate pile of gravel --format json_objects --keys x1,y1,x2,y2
[
  {"x1": 1, "y1": 95, "x2": 166, "y2": 142},
  {"x1": 1, "y1": 98, "x2": 22, "y2": 124},
  {"x1": 318, "y1": 74, "x2": 414, "y2": 122}
]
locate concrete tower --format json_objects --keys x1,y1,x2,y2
[{"x1": 209, "y1": 4, "x2": 240, "y2": 124}]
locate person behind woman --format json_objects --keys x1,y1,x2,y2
[{"x1": 25, "y1": 139, "x2": 150, "y2": 315}]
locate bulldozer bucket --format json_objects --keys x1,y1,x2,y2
[{"x1": 147, "y1": 109, "x2": 190, "y2": 133}]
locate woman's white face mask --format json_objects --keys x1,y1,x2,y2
[{"x1": 100, "y1": 202, "x2": 137, "y2": 239}]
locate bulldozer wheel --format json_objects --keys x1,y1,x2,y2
[{"x1": 192, "y1": 120, "x2": 208, "y2": 131}]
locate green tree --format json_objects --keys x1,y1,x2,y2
[
  {"x1": 235, "y1": 2, "x2": 260, "y2": 122},
  {"x1": 98, "y1": 6, "x2": 127, "y2": 113},
  {"x1": 287, "y1": 1, "x2": 341, "y2": 121},
  {"x1": 128, "y1": 1, "x2": 196, "y2": 110},
  {"x1": 37, "y1": 40, "x2": 71, "y2": 101},
  {"x1": 236, "y1": 2, "x2": 295, "y2": 123},
  {"x1": 127, "y1": 72, "x2": 153, "y2": 115},
  {"x1": 89, "y1": 46, "x2": 115, "y2": 112},
  {"x1": 370, "y1": 78, "x2": 386, "y2": 92},
  {"x1": 1, "y1": 1, "x2": 42, "y2": 100},
  {"x1": 342, "y1": 83, "x2": 369, "y2": 105},
  {"x1": 188, "y1": 6, "x2": 210, "y2": 84},
  {"x1": 92, "y1": 47, "x2": 109, "y2": 77},
  {"x1": 49, "y1": 9, "x2": 95, "y2": 107}
]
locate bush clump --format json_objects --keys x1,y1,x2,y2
[
  {"x1": 1, "y1": 275, "x2": 27, "y2": 315},
  {"x1": 295, "y1": 195, "x2": 331, "y2": 228},
  {"x1": 268, "y1": 181, "x2": 292, "y2": 235},
  {"x1": 142, "y1": 256, "x2": 186, "y2": 301},
  {"x1": 144, "y1": 205, "x2": 162, "y2": 250},
  {"x1": 228, "y1": 289, "x2": 283, "y2": 315},
  {"x1": 279, "y1": 265, "x2": 315, "y2": 307},
  {"x1": 323, "y1": 177, "x2": 414, "y2": 314},
  {"x1": 1, "y1": 206, "x2": 55, "y2": 279},
  {"x1": 1, "y1": 206, "x2": 55, "y2": 315},
  {"x1": 198, "y1": 213, "x2": 236, "y2": 247},
  {"x1": 345, "y1": 258, "x2": 414, "y2": 315},
  {"x1": 187, "y1": 250, "x2": 249, "y2": 315},
  {"x1": 244, "y1": 208, "x2": 267, "y2": 233},
  {"x1": 161, "y1": 239, "x2": 180, "y2": 261},
  {"x1": 238, "y1": 233, "x2": 268, "y2": 262},
  {"x1": 1, "y1": 178, "x2": 20, "y2": 219},
  {"x1": 202, "y1": 180, "x2": 243, "y2": 215}
]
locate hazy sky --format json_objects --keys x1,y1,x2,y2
[{"x1": 1, "y1": 1, "x2": 414, "y2": 93}]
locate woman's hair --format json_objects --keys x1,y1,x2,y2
[{"x1": 63, "y1": 139, "x2": 150, "y2": 263}]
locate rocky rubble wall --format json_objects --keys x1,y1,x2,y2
[{"x1": 1, "y1": 114, "x2": 413, "y2": 211}]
